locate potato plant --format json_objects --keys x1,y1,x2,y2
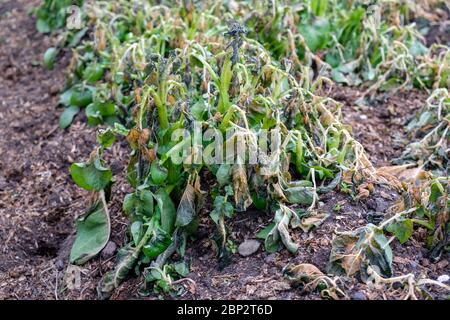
[{"x1": 36, "y1": 0, "x2": 449, "y2": 299}]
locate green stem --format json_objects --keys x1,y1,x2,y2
[{"x1": 218, "y1": 57, "x2": 233, "y2": 114}]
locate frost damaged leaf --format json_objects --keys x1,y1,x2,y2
[
  {"x1": 327, "y1": 224, "x2": 393, "y2": 278},
  {"x1": 284, "y1": 187, "x2": 315, "y2": 205},
  {"x1": 175, "y1": 183, "x2": 196, "y2": 228},
  {"x1": 70, "y1": 201, "x2": 110, "y2": 265},
  {"x1": 216, "y1": 164, "x2": 231, "y2": 186},
  {"x1": 283, "y1": 263, "x2": 324, "y2": 285},
  {"x1": 232, "y1": 164, "x2": 252, "y2": 211},
  {"x1": 43, "y1": 47, "x2": 58, "y2": 70},
  {"x1": 97, "y1": 243, "x2": 139, "y2": 299},
  {"x1": 97, "y1": 221, "x2": 154, "y2": 299},
  {"x1": 296, "y1": 211, "x2": 330, "y2": 232},
  {"x1": 327, "y1": 230, "x2": 361, "y2": 276},
  {"x1": 265, "y1": 206, "x2": 298, "y2": 253}
]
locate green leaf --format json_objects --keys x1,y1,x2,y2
[
  {"x1": 130, "y1": 221, "x2": 143, "y2": 246},
  {"x1": 68, "y1": 28, "x2": 88, "y2": 48},
  {"x1": 380, "y1": 78, "x2": 401, "y2": 92},
  {"x1": 155, "y1": 189, "x2": 176, "y2": 234},
  {"x1": 256, "y1": 223, "x2": 275, "y2": 240},
  {"x1": 83, "y1": 64, "x2": 105, "y2": 84},
  {"x1": 265, "y1": 223, "x2": 280, "y2": 253},
  {"x1": 123, "y1": 190, "x2": 153, "y2": 219},
  {"x1": 70, "y1": 159, "x2": 112, "y2": 191},
  {"x1": 151, "y1": 161, "x2": 168, "y2": 185},
  {"x1": 284, "y1": 187, "x2": 315, "y2": 205},
  {"x1": 191, "y1": 99, "x2": 207, "y2": 120},
  {"x1": 142, "y1": 226, "x2": 172, "y2": 258},
  {"x1": 174, "y1": 261, "x2": 189, "y2": 277},
  {"x1": 331, "y1": 69, "x2": 349, "y2": 84},
  {"x1": 216, "y1": 164, "x2": 231, "y2": 186},
  {"x1": 298, "y1": 19, "x2": 330, "y2": 52},
  {"x1": 97, "y1": 128, "x2": 116, "y2": 148},
  {"x1": 36, "y1": 19, "x2": 51, "y2": 33},
  {"x1": 386, "y1": 219, "x2": 414, "y2": 244},
  {"x1": 310, "y1": 0, "x2": 328, "y2": 16},
  {"x1": 59, "y1": 106, "x2": 80, "y2": 129},
  {"x1": 59, "y1": 88, "x2": 74, "y2": 106},
  {"x1": 70, "y1": 201, "x2": 110, "y2": 265},
  {"x1": 113, "y1": 123, "x2": 130, "y2": 136},
  {"x1": 43, "y1": 47, "x2": 58, "y2": 70},
  {"x1": 70, "y1": 88, "x2": 93, "y2": 107}
]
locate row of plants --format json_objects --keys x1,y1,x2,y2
[{"x1": 36, "y1": 0, "x2": 449, "y2": 299}]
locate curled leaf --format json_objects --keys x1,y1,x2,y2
[{"x1": 232, "y1": 164, "x2": 252, "y2": 212}]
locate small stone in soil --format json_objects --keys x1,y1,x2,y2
[
  {"x1": 101, "y1": 241, "x2": 117, "y2": 259},
  {"x1": 264, "y1": 253, "x2": 276, "y2": 264},
  {"x1": 238, "y1": 240, "x2": 260, "y2": 257},
  {"x1": 55, "y1": 259, "x2": 65, "y2": 271},
  {"x1": 351, "y1": 291, "x2": 366, "y2": 300},
  {"x1": 437, "y1": 275, "x2": 449, "y2": 283}
]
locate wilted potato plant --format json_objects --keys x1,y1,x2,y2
[{"x1": 36, "y1": 0, "x2": 449, "y2": 299}]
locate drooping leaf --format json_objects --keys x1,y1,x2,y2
[
  {"x1": 293, "y1": 211, "x2": 330, "y2": 232},
  {"x1": 43, "y1": 47, "x2": 58, "y2": 70},
  {"x1": 98, "y1": 232, "x2": 149, "y2": 299},
  {"x1": 232, "y1": 164, "x2": 252, "y2": 212},
  {"x1": 70, "y1": 201, "x2": 110, "y2": 265},
  {"x1": 130, "y1": 221, "x2": 143, "y2": 246},
  {"x1": 265, "y1": 206, "x2": 298, "y2": 254},
  {"x1": 175, "y1": 183, "x2": 196, "y2": 227},
  {"x1": 59, "y1": 106, "x2": 80, "y2": 129},
  {"x1": 284, "y1": 187, "x2": 315, "y2": 205},
  {"x1": 83, "y1": 64, "x2": 105, "y2": 84},
  {"x1": 155, "y1": 189, "x2": 176, "y2": 234},
  {"x1": 327, "y1": 224, "x2": 393, "y2": 278},
  {"x1": 256, "y1": 223, "x2": 276, "y2": 240}
]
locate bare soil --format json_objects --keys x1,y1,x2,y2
[{"x1": 0, "y1": 0, "x2": 448, "y2": 300}]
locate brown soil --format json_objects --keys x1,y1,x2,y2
[{"x1": 0, "y1": 0, "x2": 448, "y2": 300}]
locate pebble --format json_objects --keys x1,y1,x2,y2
[
  {"x1": 264, "y1": 253, "x2": 276, "y2": 264},
  {"x1": 351, "y1": 291, "x2": 367, "y2": 300},
  {"x1": 101, "y1": 241, "x2": 117, "y2": 259},
  {"x1": 359, "y1": 115, "x2": 368, "y2": 120},
  {"x1": 238, "y1": 240, "x2": 261, "y2": 257},
  {"x1": 437, "y1": 275, "x2": 449, "y2": 283},
  {"x1": 55, "y1": 259, "x2": 65, "y2": 271}
]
